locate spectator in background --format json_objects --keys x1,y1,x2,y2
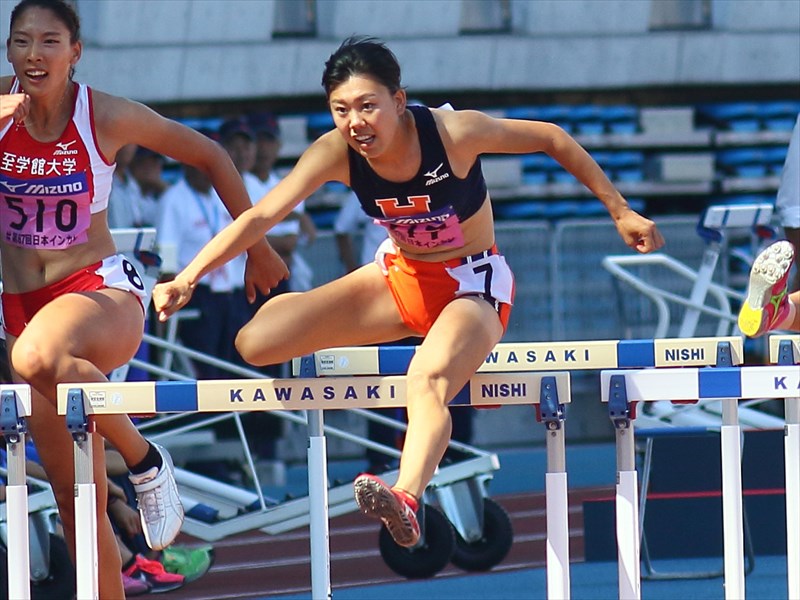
[
  {"x1": 334, "y1": 190, "x2": 389, "y2": 274},
  {"x1": 156, "y1": 131, "x2": 250, "y2": 380},
  {"x1": 129, "y1": 146, "x2": 168, "y2": 227},
  {"x1": 219, "y1": 117, "x2": 288, "y2": 481},
  {"x1": 247, "y1": 112, "x2": 318, "y2": 293},
  {"x1": 107, "y1": 143, "x2": 144, "y2": 229},
  {"x1": 221, "y1": 116, "x2": 292, "y2": 301}
]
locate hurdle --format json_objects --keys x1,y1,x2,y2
[
  {"x1": 769, "y1": 334, "x2": 799, "y2": 599},
  {"x1": 602, "y1": 358, "x2": 800, "y2": 600},
  {"x1": 295, "y1": 335, "x2": 743, "y2": 600},
  {"x1": 1, "y1": 384, "x2": 32, "y2": 600},
  {"x1": 55, "y1": 370, "x2": 569, "y2": 600}
]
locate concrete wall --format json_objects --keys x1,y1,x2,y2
[{"x1": 1, "y1": 0, "x2": 797, "y2": 104}]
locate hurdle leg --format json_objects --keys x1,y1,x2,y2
[
  {"x1": 2, "y1": 387, "x2": 31, "y2": 600},
  {"x1": 306, "y1": 409, "x2": 332, "y2": 600},
  {"x1": 66, "y1": 390, "x2": 99, "y2": 600},
  {"x1": 615, "y1": 423, "x2": 641, "y2": 600},
  {"x1": 720, "y1": 399, "x2": 745, "y2": 600},
  {"x1": 5, "y1": 432, "x2": 31, "y2": 600},
  {"x1": 786, "y1": 397, "x2": 800, "y2": 599},
  {"x1": 545, "y1": 425, "x2": 570, "y2": 600}
]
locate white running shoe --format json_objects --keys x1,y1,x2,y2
[{"x1": 129, "y1": 444, "x2": 184, "y2": 551}]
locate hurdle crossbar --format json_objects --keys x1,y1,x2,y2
[
  {"x1": 57, "y1": 372, "x2": 570, "y2": 600},
  {"x1": 291, "y1": 336, "x2": 744, "y2": 376},
  {"x1": 1, "y1": 385, "x2": 32, "y2": 600},
  {"x1": 603, "y1": 363, "x2": 799, "y2": 600}
]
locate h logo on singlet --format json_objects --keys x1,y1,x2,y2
[{"x1": 374, "y1": 195, "x2": 432, "y2": 217}]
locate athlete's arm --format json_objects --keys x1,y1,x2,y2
[
  {"x1": 92, "y1": 91, "x2": 286, "y2": 298},
  {"x1": 436, "y1": 108, "x2": 664, "y2": 253},
  {"x1": 152, "y1": 131, "x2": 348, "y2": 320}
]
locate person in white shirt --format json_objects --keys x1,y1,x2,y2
[
  {"x1": 246, "y1": 113, "x2": 318, "y2": 292},
  {"x1": 156, "y1": 143, "x2": 249, "y2": 379},
  {"x1": 334, "y1": 190, "x2": 389, "y2": 273}
]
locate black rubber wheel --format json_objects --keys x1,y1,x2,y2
[
  {"x1": 378, "y1": 503, "x2": 455, "y2": 579},
  {"x1": 31, "y1": 534, "x2": 75, "y2": 600},
  {"x1": 451, "y1": 497, "x2": 514, "y2": 572}
]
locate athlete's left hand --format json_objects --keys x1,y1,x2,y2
[
  {"x1": 244, "y1": 240, "x2": 290, "y2": 302},
  {"x1": 614, "y1": 208, "x2": 665, "y2": 253}
]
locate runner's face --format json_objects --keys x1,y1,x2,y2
[
  {"x1": 6, "y1": 7, "x2": 80, "y2": 97},
  {"x1": 328, "y1": 75, "x2": 404, "y2": 159}
]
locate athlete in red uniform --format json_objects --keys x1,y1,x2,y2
[
  {"x1": 1, "y1": 1, "x2": 286, "y2": 596},
  {"x1": 153, "y1": 36, "x2": 664, "y2": 548}
]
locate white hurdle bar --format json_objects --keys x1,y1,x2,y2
[
  {"x1": 55, "y1": 371, "x2": 570, "y2": 600},
  {"x1": 770, "y1": 335, "x2": 800, "y2": 600},
  {"x1": 602, "y1": 361, "x2": 800, "y2": 600},
  {"x1": 294, "y1": 336, "x2": 744, "y2": 600},
  {"x1": 1, "y1": 384, "x2": 33, "y2": 600}
]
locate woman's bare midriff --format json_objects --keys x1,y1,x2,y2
[
  {"x1": 391, "y1": 196, "x2": 496, "y2": 262},
  {"x1": 0, "y1": 212, "x2": 117, "y2": 293}
]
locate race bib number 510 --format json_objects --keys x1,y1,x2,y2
[{"x1": 0, "y1": 172, "x2": 91, "y2": 249}]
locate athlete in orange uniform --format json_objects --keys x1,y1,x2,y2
[{"x1": 153, "y1": 36, "x2": 664, "y2": 548}]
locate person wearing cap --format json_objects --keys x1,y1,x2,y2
[
  {"x1": 129, "y1": 145, "x2": 168, "y2": 227},
  {"x1": 247, "y1": 112, "x2": 318, "y2": 294},
  {"x1": 220, "y1": 116, "x2": 294, "y2": 299},
  {"x1": 156, "y1": 129, "x2": 250, "y2": 379}
]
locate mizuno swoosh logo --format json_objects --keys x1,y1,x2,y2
[{"x1": 424, "y1": 163, "x2": 444, "y2": 179}]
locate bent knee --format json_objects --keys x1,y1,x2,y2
[
  {"x1": 10, "y1": 338, "x2": 58, "y2": 386},
  {"x1": 235, "y1": 323, "x2": 279, "y2": 366}
]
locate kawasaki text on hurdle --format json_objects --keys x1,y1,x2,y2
[{"x1": 55, "y1": 370, "x2": 567, "y2": 600}]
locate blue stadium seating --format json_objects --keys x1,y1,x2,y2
[
  {"x1": 717, "y1": 147, "x2": 768, "y2": 177},
  {"x1": 757, "y1": 101, "x2": 800, "y2": 131},
  {"x1": 698, "y1": 102, "x2": 760, "y2": 132},
  {"x1": 601, "y1": 105, "x2": 639, "y2": 134},
  {"x1": 571, "y1": 105, "x2": 605, "y2": 135}
]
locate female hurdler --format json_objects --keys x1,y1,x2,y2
[{"x1": 153, "y1": 36, "x2": 665, "y2": 548}]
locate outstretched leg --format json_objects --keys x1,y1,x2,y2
[{"x1": 355, "y1": 295, "x2": 504, "y2": 546}]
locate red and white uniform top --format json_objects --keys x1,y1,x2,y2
[{"x1": 0, "y1": 80, "x2": 113, "y2": 250}]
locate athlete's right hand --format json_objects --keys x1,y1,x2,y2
[
  {"x1": 0, "y1": 93, "x2": 30, "y2": 128},
  {"x1": 152, "y1": 276, "x2": 195, "y2": 322}
]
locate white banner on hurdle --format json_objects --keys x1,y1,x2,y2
[
  {"x1": 1, "y1": 385, "x2": 33, "y2": 600},
  {"x1": 56, "y1": 372, "x2": 570, "y2": 600}
]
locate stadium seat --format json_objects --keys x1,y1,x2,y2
[
  {"x1": 757, "y1": 101, "x2": 800, "y2": 131},
  {"x1": 601, "y1": 105, "x2": 639, "y2": 135},
  {"x1": 763, "y1": 145, "x2": 789, "y2": 173},
  {"x1": 717, "y1": 147, "x2": 768, "y2": 177},
  {"x1": 698, "y1": 102, "x2": 760, "y2": 132},
  {"x1": 570, "y1": 105, "x2": 605, "y2": 135},
  {"x1": 306, "y1": 112, "x2": 335, "y2": 141},
  {"x1": 606, "y1": 151, "x2": 645, "y2": 182}
]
